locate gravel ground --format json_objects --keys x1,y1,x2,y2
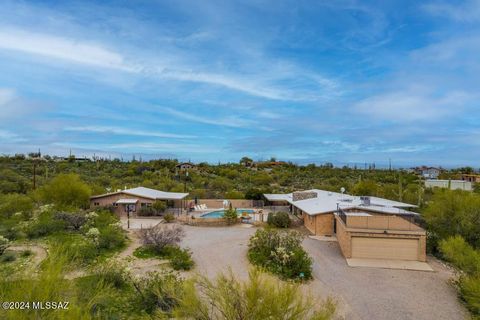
[{"x1": 181, "y1": 225, "x2": 468, "y2": 320}]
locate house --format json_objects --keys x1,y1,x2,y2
[
  {"x1": 412, "y1": 166, "x2": 441, "y2": 179},
  {"x1": 264, "y1": 189, "x2": 426, "y2": 262},
  {"x1": 461, "y1": 174, "x2": 480, "y2": 183},
  {"x1": 176, "y1": 162, "x2": 196, "y2": 171},
  {"x1": 425, "y1": 179, "x2": 472, "y2": 191},
  {"x1": 90, "y1": 187, "x2": 189, "y2": 216}
]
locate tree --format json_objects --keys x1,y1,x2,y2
[
  {"x1": 138, "y1": 225, "x2": 185, "y2": 253},
  {"x1": 0, "y1": 194, "x2": 34, "y2": 219},
  {"x1": 222, "y1": 207, "x2": 238, "y2": 225},
  {"x1": 38, "y1": 173, "x2": 91, "y2": 210},
  {"x1": 239, "y1": 156, "x2": 253, "y2": 165},
  {"x1": 423, "y1": 189, "x2": 480, "y2": 249}
]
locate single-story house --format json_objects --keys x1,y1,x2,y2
[
  {"x1": 264, "y1": 189, "x2": 426, "y2": 262},
  {"x1": 412, "y1": 166, "x2": 441, "y2": 179},
  {"x1": 90, "y1": 187, "x2": 189, "y2": 216},
  {"x1": 176, "y1": 162, "x2": 196, "y2": 170},
  {"x1": 461, "y1": 174, "x2": 480, "y2": 183}
]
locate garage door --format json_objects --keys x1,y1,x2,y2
[{"x1": 351, "y1": 237, "x2": 419, "y2": 261}]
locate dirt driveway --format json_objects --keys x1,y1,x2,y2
[{"x1": 181, "y1": 225, "x2": 467, "y2": 320}]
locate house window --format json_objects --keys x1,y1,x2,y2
[
  {"x1": 141, "y1": 203, "x2": 146, "y2": 207},
  {"x1": 94, "y1": 202, "x2": 100, "y2": 206}
]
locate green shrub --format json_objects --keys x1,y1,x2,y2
[
  {"x1": 439, "y1": 236, "x2": 480, "y2": 276},
  {"x1": 0, "y1": 251, "x2": 16, "y2": 263},
  {"x1": 169, "y1": 247, "x2": 194, "y2": 271},
  {"x1": 0, "y1": 236, "x2": 9, "y2": 255},
  {"x1": 0, "y1": 193, "x2": 34, "y2": 219},
  {"x1": 138, "y1": 206, "x2": 157, "y2": 216},
  {"x1": 163, "y1": 212, "x2": 175, "y2": 223},
  {"x1": 54, "y1": 212, "x2": 87, "y2": 230},
  {"x1": 98, "y1": 225, "x2": 126, "y2": 251},
  {"x1": 48, "y1": 233, "x2": 98, "y2": 265},
  {"x1": 248, "y1": 229, "x2": 312, "y2": 280},
  {"x1": 21, "y1": 249, "x2": 33, "y2": 257},
  {"x1": 38, "y1": 173, "x2": 91, "y2": 210},
  {"x1": 222, "y1": 208, "x2": 238, "y2": 225},
  {"x1": 267, "y1": 211, "x2": 291, "y2": 228},
  {"x1": 152, "y1": 200, "x2": 167, "y2": 213},
  {"x1": 134, "y1": 270, "x2": 184, "y2": 315},
  {"x1": 459, "y1": 275, "x2": 480, "y2": 317},
  {"x1": 174, "y1": 269, "x2": 335, "y2": 319},
  {"x1": 26, "y1": 211, "x2": 66, "y2": 239}
]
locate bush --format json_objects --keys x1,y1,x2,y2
[
  {"x1": 439, "y1": 236, "x2": 480, "y2": 276},
  {"x1": 248, "y1": 229, "x2": 312, "y2": 280},
  {"x1": 138, "y1": 225, "x2": 185, "y2": 253},
  {"x1": 459, "y1": 275, "x2": 480, "y2": 317},
  {"x1": 163, "y1": 213, "x2": 175, "y2": 223},
  {"x1": 138, "y1": 206, "x2": 157, "y2": 216},
  {"x1": 98, "y1": 225, "x2": 126, "y2": 251},
  {"x1": 38, "y1": 173, "x2": 91, "y2": 210},
  {"x1": 267, "y1": 211, "x2": 291, "y2": 228},
  {"x1": 174, "y1": 269, "x2": 335, "y2": 319},
  {"x1": 222, "y1": 208, "x2": 238, "y2": 225},
  {"x1": 0, "y1": 193, "x2": 34, "y2": 219},
  {"x1": 21, "y1": 250, "x2": 33, "y2": 257},
  {"x1": 169, "y1": 247, "x2": 194, "y2": 271},
  {"x1": 134, "y1": 270, "x2": 184, "y2": 315},
  {"x1": 54, "y1": 212, "x2": 87, "y2": 230},
  {"x1": 0, "y1": 236, "x2": 9, "y2": 255},
  {"x1": 0, "y1": 251, "x2": 15, "y2": 263},
  {"x1": 26, "y1": 211, "x2": 66, "y2": 239}
]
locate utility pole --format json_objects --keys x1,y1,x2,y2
[{"x1": 33, "y1": 160, "x2": 37, "y2": 190}]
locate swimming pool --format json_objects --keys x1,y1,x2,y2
[{"x1": 200, "y1": 209, "x2": 254, "y2": 218}]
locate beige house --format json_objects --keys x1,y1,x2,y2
[
  {"x1": 90, "y1": 187, "x2": 189, "y2": 216},
  {"x1": 264, "y1": 190, "x2": 426, "y2": 262}
]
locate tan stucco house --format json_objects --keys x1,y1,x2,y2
[
  {"x1": 264, "y1": 190, "x2": 426, "y2": 262},
  {"x1": 90, "y1": 187, "x2": 189, "y2": 216}
]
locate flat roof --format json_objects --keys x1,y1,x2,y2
[{"x1": 264, "y1": 189, "x2": 418, "y2": 216}]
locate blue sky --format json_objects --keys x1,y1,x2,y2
[{"x1": 0, "y1": 0, "x2": 479, "y2": 167}]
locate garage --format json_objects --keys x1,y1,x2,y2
[{"x1": 351, "y1": 237, "x2": 419, "y2": 261}]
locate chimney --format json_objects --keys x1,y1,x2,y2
[{"x1": 292, "y1": 191, "x2": 317, "y2": 202}]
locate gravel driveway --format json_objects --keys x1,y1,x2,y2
[{"x1": 181, "y1": 225, "x2": 467, "y2": 320}]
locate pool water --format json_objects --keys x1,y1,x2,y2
[{"x1": 200, "y1": 209, "x2": 254, "y2": 218}]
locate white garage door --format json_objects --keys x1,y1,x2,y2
[{"x1": 351, "y1": 237, "x2": 419, "y2": 261}]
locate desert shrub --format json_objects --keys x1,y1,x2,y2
[
  {"x1": 138, "y1": 206, "x2": 157, "y2": 216},
  {"x1": 54, "y1": 212, "x2": 87, "y2": 230},
  {"x1": 134, "y1": 270, "x2": 184, "y2": 315},
  {"x1": 0, "y1": 193, "x2": 34, "y2": 219},
  {"x1": 0, "y1": 251, "x2": 16, "y2": 263},
  {"x1": 138, "y1": 225, "x2": 185, "y2": 253},
  {"x1": 98, "y1": 225, "x2": 126, "y2": 251},
  {"x1": 163, "y1": 212, "x2": 175, "y2": 223},
  {"x1": 49, "y1": 233, "x2": 98, "y2": 265},
  {"x1": 26, "y1": 211, "x2": 66, "y2": 238},
  {"x1": 0, "y1": 236, "x2": 9, "y2": 255},
  {"x1": 38, "y1": 173, "x2": 91, "y2": 210},
  {"x1": 267, "y1": 211, "x2": 291, "y2": 228},
  {"x1": 439, "y1": 236, "x2": 480, "y2": 276},
  {"x1": 21, "y1": 249, "x2": 33, "y2": 257},
  {"x1": 92, "y1": 261, "x2": 130, "y2": 289},
  {"x1": 174, "y1": 269, "x2": 335, "y2": 319},
  {"x1": 459, "y1": 275, "x2": 480, "y2": 317},
  {"x1": 152, "y1": 200, "x2": 167, "y2": 213},
  {"x1": 222, "y1": 208, "x2": 238, "y2": 225},
  {"x1": 168, "y1": 247, "x2": 194, "y2": 271},
  {"x1": 248, "y1": 229, "x2": 312, "y2": 280}
]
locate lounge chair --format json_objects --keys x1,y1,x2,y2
[{"x1": 201, "y1": 204, "x2": 208, "y2": 210}]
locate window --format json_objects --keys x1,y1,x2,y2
[{"x1": 94, "y1": 202, "x2": 99, "y2": 206}]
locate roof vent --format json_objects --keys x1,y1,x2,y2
[{"x1": 360, "y1": 196, "x2": 371, "y2": 206}]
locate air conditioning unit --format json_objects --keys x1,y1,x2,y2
[{"x1": 360, "y1": 196, "x2": 371, "y2": 206}]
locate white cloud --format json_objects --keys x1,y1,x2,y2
[
  {"x1": 0, "y1": 27, "x2": 135, "y2": 71},
  {"x1": 0, "y1": 129, "x2": 26, "y2": 142},
  {"x1": 353, "y1": 89, "x2": 473, "y2": 122},
  {"x1": 423, "y1": 0, "x2": 480, "y2": 22},
  {"x1": 64, "y1": 126, "x2": 196, "y2": 139},
  {"x1": 155, "y1": 106, "x2": 254, "y2": 128}
]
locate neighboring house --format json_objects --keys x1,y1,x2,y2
[
  {"x1": 264, "y1": 189, "x2": 426, "y2": 262},
  {"x1": 90, "y1": 186, "x2": 189, "y2": 216},
  {"x1": 176, "y1": 162, "x2": 196, "y2": 170},
  {"x1": 425, "y1": 179, "x2": 472, "y2": 191},
  {"x1": 461, "y1": 174, "x2": 480, "y2": 183},
  {"x1": 412, "y1": 166, "x2": 441, "y2": 179}
]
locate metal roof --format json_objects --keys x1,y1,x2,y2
[{"x1": 91, "y1": 187, "x2": 189, "y2": 200}]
